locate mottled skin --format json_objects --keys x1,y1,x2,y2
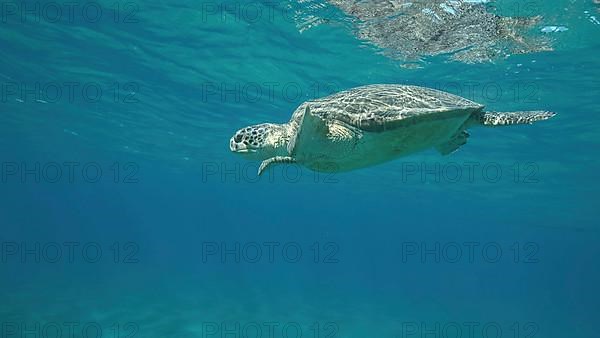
[{"x1": 230, "y1": 85, "x2": 555, "y2": 175}]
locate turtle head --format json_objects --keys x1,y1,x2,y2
[{"x1": 229, "y1": 123, "x2": 290, "y2": 160}]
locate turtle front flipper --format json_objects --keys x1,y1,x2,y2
[
  {"x1": 258, "y1": 156, "x2": 296, "y2": 176},
  {"x1": 287, "y1": 105, "x2": 329, "y2": 155}
]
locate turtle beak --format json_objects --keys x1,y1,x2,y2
[{"x1": 229, "y1": 138, "x2": 256, "y2": 153}]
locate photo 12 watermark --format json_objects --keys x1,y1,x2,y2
[
  {"x1": 0, "y1": 321, "x2": 139, "y2": 338},
  {"x1": 201, "y1": 162, "x2": 338, "y2": 184},
  {"x1": 201, "y1": 321, "x2": 339, "y2": 338},
  {"x1": 418, "y1": 81, "x2": 542, "y2": 104},
  {"x1": 0, "y1": 81, "x2": 140, "y2": 105},
  {"x1": 399, "y1": 321, "x2": 539, "y2": 338},
  {"x1": 1, "y1": 162, "x2": 139, "y2": 184},
  {"x1": 484, "y1": 0, "x2": 542, "y2": 17},
  {"x1": 400, "y1": 242, "x2": 540, "y2": 264},
  {"x1": 1, "y1": 241, "x2": 140, "y2": 264},
  {"x1": 0, "y1": 1, "x2": 139, "y2": 24},
  {"x1": 201, "y1": 241, "x2": 340, "y2": 264},
  {"x1": 199, "y1": 81, "x2": 341, "y2": 105},
  {"x1": 396, "y1": 161, "x2": 540, "y2": 184},
  {"x1": 198, "y1": 1, "x2": 337, "y2": 25}
]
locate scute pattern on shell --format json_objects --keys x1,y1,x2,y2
[{"x1": 290, "y1": 84, "x2": 483, "y2": 132}]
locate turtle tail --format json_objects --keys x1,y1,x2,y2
[{"x1": 475, "y1": 111, "x2": 556, "y2": 127}]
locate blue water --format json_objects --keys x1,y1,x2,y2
[{"x1": 1, "y1": 1, "x2": 599, "y2": 337}]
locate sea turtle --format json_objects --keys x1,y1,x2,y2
[
  {"x1": 291, "y1": 0, "x2": 551, "y2": 64},
  {"x1": 229, "y1": 84, "x2": 555, "y2": 175}
]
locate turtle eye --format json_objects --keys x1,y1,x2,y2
[{"x1": 234, "y1": 134, "x2": 243, "y2": 142}]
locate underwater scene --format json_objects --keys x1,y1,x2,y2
[{"x1": 1, "y1": 0, "x2": 600, "y2": 337}]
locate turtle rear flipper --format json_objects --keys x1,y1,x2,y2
[
  {"x1": 476, "y1": 111, "x2": 556, "y2": 126},
  {"x1": 436, "y1": 131, "x2": 469, "y2": 155}
]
